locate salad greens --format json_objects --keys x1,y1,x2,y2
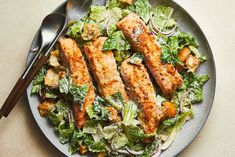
[
  {"x1": 86, "y1": 96, "x2": 109, "y2": 121},
  {"x1": 134, "y1": 0, "x2": 152, "y2": 23},
  {"x1": 32, "y1": 0, "x2": 209, "y2": 156},
  {"x1": 106, "y1": 91, "x2": 125, "y2": 112},
  {"x1": 31, "y1": 66, "x2": 47, "y2": 95},
  {"x1": 160, "y1": 31, "x2": 202, "y2": 65},
  {"x1": 103, "y1": 31, "x2": 130, "y2": 51},
  {"x1": 151, "y1": 5, "x2": 176, "y2": 32},
  {"x1": 128, "y1": 52, "x2": 144, "y2": 66}
]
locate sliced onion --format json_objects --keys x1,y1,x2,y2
[
  {"x1": 117, "y1": 149, "x2": 130, "y2": 155},
  {"x1": 151, "y1": 141, "x2": 162, "y2": 157},
  {"x1": 126, "y1": 147, "x2": 144, "y2": 155},
  {"x1": 149, "y1": 18, "x2": 176, "y2": 37},
  {"x1": 161, "y1": 130, "x2": 177, "y2": 150},
  {"x1": 105, "y1": 19, "x2": 112, "y2": 36},
  {"x1": 179, "y1": 88, "x2": 193, "y2": 114}
]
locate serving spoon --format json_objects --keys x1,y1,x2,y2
[
  {"x1": 0, "y1": 13, "x2": 66, "y2": 118},
  {"x1": 0, "y1": 0, "x2": 107, "y2": 119}
]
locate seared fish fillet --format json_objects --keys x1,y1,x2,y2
[
  {"x1": 59, "y1": 38, "x2": 96, "y2": 128},
  {"x1": 83, "y1": 37, "x2": 128, "y2": 101},
  {"x1": 117, "y1": 13, "x2": 183, "y2": 95},
  {"x1": 120, "y1": 60, "x2": 163, "y2": 134}
]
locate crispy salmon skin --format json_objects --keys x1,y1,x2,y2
[
  {"x1": 59, "y1": 37, "x2": 96, "y2": 128},
  {"x1": 117, "y1": 13, "x2": 183, "y2": 95}
]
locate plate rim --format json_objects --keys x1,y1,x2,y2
[{"x1": 26, "y1": 1, "x2": 216, "y2": 156}]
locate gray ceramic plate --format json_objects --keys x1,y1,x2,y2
[{"x1": 26, "y1": 0, "x2": 216, "y2": 156}]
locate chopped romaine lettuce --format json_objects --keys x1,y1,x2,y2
[
  {"x1": 86, "y1": 96, "x2": 109, "y2": 121},
  {"x1": 162, "y1": 116, "x2": 180, "y2": 127},
  {"x1": 88, "y1": 141, "x2": 106, "y2": 152},
  {"x1": 102, "y1": 125, "x2": 119, "y2": 139},
  {"x1": 113, "y1": 50, "x2": 132, "y2": 66},
  {"x1": 181, "y1": 73, "x2": 209, "y2": 102},
  {"x1": 124, "y1": 125, "x2": 153, "y2": 143},
  {"x1": 122, "y1": 101, "x2": 139, "y2": 126},
  {"x1": 59, "y1": 77, "x2": 70, "y2": 94},
  {"x1": 31, "y1": 84, "x2": 41, "y2": 95},
  {"x1": 48, "y1": 100, "x2": 70, "y2": 126},
  {"x1": 134, "y1": 0, "x2": 151, "y2": 23},
  {"x1": 69, "y1": 84, "x2": 89, "y2": 105},
  {"x1": 106, "y1": 91, "x2": 125, "y2": 112},
  {"x1": 151, "y1": 5, "x2": 176, "y2": 32},
  {"x1": 160, "y1": 35, "x2": 181, "y2": 65},
  {"x1": 90, "y1": 6, "x2": 107, "y2": 22},
  {"x1": 111, "y1": 132, "x2": 129, "y2": 150},
  {"x1": 161, "y1": 110, "x2": 193, "y2": 150},
  {"x1": 69, "y1": 130, "x2": 86, "y2": 154},
  {"x1": 66, "y1": 20, "x2": 84, "y2": 39},
  {"x1": 189, "y1": 45, "x2": 207, "y2": 62},
  {"x1": 44, "y1": 89, "x2": 58, "y2": 99},
  {"x1": 103, "y1": 31, "x2": 130, "y2": 51},
  {"x1": 160, "y1": 31, "x2": 201, "y2": 65},
  {"x1": 128, "y1": 52, "x2": 144, "y2": 65},
  {"x1": 83, "y1": 121, "x2": 98, "y2": 134},
  {"x1": 106, "y1": 0, "x2": 121, "y2": 9},
  {"x1": 172, "y1": 73, "x2": 208, "y2": 112},
  {"x1": 142, "y1": 137, "x2": 159, "y2": 156},
  {"x1": 31, "y1": 66, "x2": 47, "y2": 95}
]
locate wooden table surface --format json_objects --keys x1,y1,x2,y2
[{"x1": 0, "y1": 0, "x2": 234, "y2": 156}]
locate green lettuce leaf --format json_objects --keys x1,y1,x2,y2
[
  {"x1": 31, "y1": 84, "x2": 41, "y2": 95},
  {"x1": 89, "y1": 6, "x2": 107, "y2": 22},
  {"x1": 69, "y1": 130, "x2": 87, "y2": 154},
  {"x1": 162, "y1": 116, "x2": 180, "y2": 127},
  {"x1": 86, "y1": 96, "x2": 109, "y2": 121},
  {"x1": 160, "y1": 31, "x2": 201, "y2": 65},
  {"x1": 103, "y1": 31, "x2": 130, "y2": 51},
  {"x1": 142, "y1": 137, "x2": 159, "y2": 156},
  {"x1": 189, "y1": 45, "x2": 207, "y2": 62},
  {"x1": 48, "y1": 100, "x2": 70, "y2": 126},
  {"x1": 69, "y1": 84, "x2": 89, "y2": 105},
  {"x1": 161, "y1": 110, "x2": 193, "y2": 150},
  {"x1": 135, "y1": 0, "x2": 151, "y2": 23},
  {"x1": 102, "y1": 125, "x2": 119, "y2": 139},
  {"x1": 124, "y1": 125, "x2": 153, "y2": 143},
  {"x1": 181, "y1": 73, "x2": 209, "y2": 103},
  {"x1": 128, "y1": 52, "x2": 144, "y2": 65},
  {"x1": 44, "y1": 88, "x2": 58, "y2": 99},
  {"x1": 122, "y1": 101, "x2": 139, "y2": 126},
  {"x1": 151, "y1": 5, "x2": 176, "y2": 32},
  {"x1": 106, "y1": 91, "x2": 125, "y2": 112},
  {"x1": 66, "y1": 20, "x2": 84, "y2": 39},
  {"x1": 113, "y1": 50, "x2": 132, "y2": 66},
  {"x1": 88, "y1": 141, "x2": 106, "y2": 152},
  {"x1": 31, "y1": 66, "x2": 47, "y2": 95},
  {"x1": 59, "y1": 77, "x2": 70, "y2": 94},
  {"x1": 106, "y1": 0, "x2": 120, "y2": 9},
  {"x1": 112, "y1": 132, "x2": 129, "y2": 150}
]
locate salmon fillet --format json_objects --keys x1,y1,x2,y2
[
  {"x1": 117, "y1": 13, "x2": 183, "y2": 95},
  {"x1": 83, "y1": 37, "x2": 128, "y2": 101},
  {"x1": 59, "y1": 37, "x2": 96, "y2": 128},
  {"x1": 120, "y1": 60, "x2": 163, "y2": 134}
]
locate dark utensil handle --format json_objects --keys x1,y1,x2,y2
[
  {"x1": 3, "y1": 54, "x2": 48, "y2": 117},
  {"x1": 0, "y1": 45, "x2": 44, "y2": 118}
]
